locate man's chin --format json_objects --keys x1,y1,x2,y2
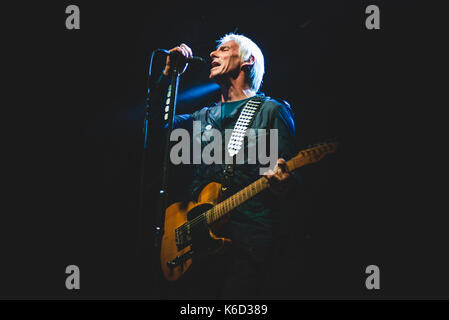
[{"x1": 209, "y1": 72, "x2": 223, "y2": 82}]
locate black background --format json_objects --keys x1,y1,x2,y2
[{"x1": 1, "y1": 0, "x2": 447, "y2": 299}]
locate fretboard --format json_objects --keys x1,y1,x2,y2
[
  {"x1": 204, "y1": 157, "x2": 302, "y2": 225},
  {"x1": 204, "y1": 177, "x2": 268, "y2": 225}
]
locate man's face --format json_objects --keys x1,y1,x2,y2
[{"x1": 209, "y1": 40, "x2": 243, "y2": 81}]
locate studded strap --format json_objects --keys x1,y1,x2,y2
[{"x1": 227, "y1": 97, "x2": 264, "y2": 157}]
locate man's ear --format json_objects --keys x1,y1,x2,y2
[{"x1": 241, "y1": 55, "x2": 255, "y2": 70}]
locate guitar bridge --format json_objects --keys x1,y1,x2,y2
[{"x1": 167, "y1": 250, "x2": 194, "y2": 269}]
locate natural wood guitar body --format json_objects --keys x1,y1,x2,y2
[
  {"x1": 160, "y1": 141, "x2": 338, "y2": 281},
  {"x1": 160, "y1": 182, "x2": 231, "y2": 281}
]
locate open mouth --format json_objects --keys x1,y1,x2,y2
[{"x1": 211, "y1": 61, "x2": 220, "y2": 69}]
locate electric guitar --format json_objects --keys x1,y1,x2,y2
[{"x1": 160, "y1": 141, "x2": 338, "y2": 281}]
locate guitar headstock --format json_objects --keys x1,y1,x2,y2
[{"x1": 290, "y1": 140, "x2": 338, "y2": 169}]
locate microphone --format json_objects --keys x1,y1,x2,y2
[{"x1": 158, "y1": 49, "x2": 206, "y2": 64}]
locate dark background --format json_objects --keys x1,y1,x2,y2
[{"x1": 1, "y1": 0, "x2": 447, "y2": 299}]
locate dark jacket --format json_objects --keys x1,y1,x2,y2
[{"x1": 172, "y1": 94, "x2": 298, "y2": 251}]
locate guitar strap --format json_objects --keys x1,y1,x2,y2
[{"x1": 222, "y1": 95, "x2": 266, "y2": 192}]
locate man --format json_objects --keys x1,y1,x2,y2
[{"x1": 158, "y1": 34, "x2": 299, "y2": 299}]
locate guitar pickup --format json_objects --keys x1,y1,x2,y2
[{"x1": 175, "y1": 224, "x2": 191, "y2": 251}]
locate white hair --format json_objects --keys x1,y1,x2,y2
[{"x1": 217, "y1": 33, "x2": 265, "y2": 93}]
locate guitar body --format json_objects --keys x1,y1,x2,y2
[
  {"x1": 160, "y1": 141, "x2": 338, "y2": 282},
  {"x1": 160, "y1": 182, "x2": 232, "y2": 281}
]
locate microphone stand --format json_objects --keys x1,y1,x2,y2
[
  {"x1": 139, "y1": 50, "x2": 183, "y2": 298},
  {"x1": 156, "y1": 58, "x2": 181, "y2": 246}
]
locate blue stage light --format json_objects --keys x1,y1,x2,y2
[{"x1": 178, "y1": 83, "x2": 220, "y2": 103}]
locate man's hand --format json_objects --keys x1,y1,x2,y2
[
  {"x1": 263, "y1": 158, "x2": 292, "y2": 195},
  {"x1": 163, "y1": 43, "x2": 193, "y2": 76}
]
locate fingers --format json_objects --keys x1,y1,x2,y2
[
  {"x1": 169, "y1": 44, "x2": 192, "y2": 60},
  {"x1": 263, "y1": 169, "x2": 275, "y2": 179},
  {"x1": 263, "y1": 171, "x2": 289, "y2": 195},
  {"x1": 272, "y1": 170, "x2": 290, "y2": 182},
  {"x1": 178, "y1": 44, "x2": 192, "y2": 74},
  {"x1": 272, "y1": 158, "x2": 289, "y2": 180},
  {"x1": 179, "y1": 43, "x2": 193, "y2": 59},
  {"x1": 263, "y1": 159, "x2": 291, "y2": 195},
  {"x1": 274, "y1": 158, "x2": 287, "y2": 172},
  {"x1": 164, "y1": 43, "x2": 193, "y2": 75}
]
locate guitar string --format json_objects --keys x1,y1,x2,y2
[
  {"x1": 174, "y1": 155, "x2": 305, "y2": 237},
  {"x1": 174, "y1": 155, "x2": 309, "y2": 237},
  {"x1": 179, "y1": 98, "x2": 263, "y2": 233},
  {"x1": 174, "y1": 147, "x2": 332, "y2": 237},
  {"x1": 174, "y1": 155, "x2": 305, "y2": 236},
  {"x1": 175, "y1": 178, "x2": 268, "y2": 238}
]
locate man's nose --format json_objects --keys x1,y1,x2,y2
[{"x1": 210, "y1": 50, "x2": 217, "y2": 59}]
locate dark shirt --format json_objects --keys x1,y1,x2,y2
[
  {"x1": 173, "y1": 94, "x2": 298, "y2": 253},
  {"x1": 153, "y1": 74, "x2": 300, "y2": 298}
]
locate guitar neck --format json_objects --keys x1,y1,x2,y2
[
  {"x1": 203, "y1": 139, "x2": 338, "y2": 225},
  {"x1": 205, "y1": 158, "x2": 300, "y2": 226},
  {"x1": 204, "y1": 177, "x2": 267, "y2": 225}
]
